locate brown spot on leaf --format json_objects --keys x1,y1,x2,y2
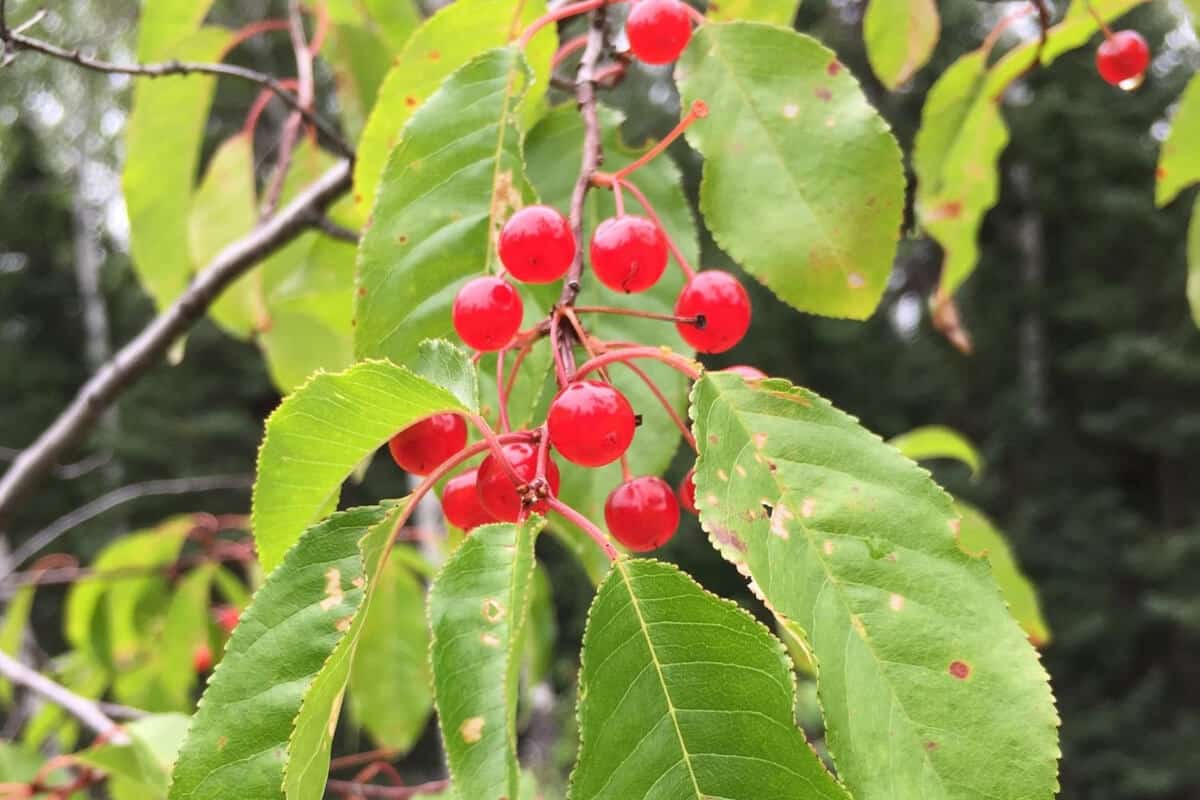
[
  {"x1": 735, "y1": 464, "x2": 747, "y2": 477},
  {"x1": 717, "y1": 469, "x2": 729, "y2": 482},
  {"x1": 336, "y1": 616, "x2": 353, "y2": 632},
  {"x1": 949, "y1": 660, "x2": 971, "y2": 680},
  {"x1": 405, "y1": 95, "x2": 418, "y2": 107},
  {"x1": 847, "y1": 272, "x2": 866, "y2": 289},
  {"x1": 459, "y1": 716, "x2": 485, "y2": 743},
  {"x1": 708, "y1": 434, "x2": 719, "y2": 445},
  {"x1": 428, "y1": 49, "x2": 441, "y2": 61},
  {"x1": 320, "y1": 568, "x2": 343, "y2": 611},
  {"x1": 397, "y1": 234, "x2": 409, "y2": 245},
  {"x1": 217, "y1": 735, "x2": 228, "y2": 750},
  {"x1": 815, "y1": 87, "x2": 832, "y2": 102},
  {"x1": 1156, "y1": 166, "x2": 1167, "y2": 180},
  {"x1": 925, "y1": 740, "x2": 940, "y2": 751},
  {"x1": 712, "y1": 526, "x2": 747, "y2": 552},
  {"x1": 827, "y1": 60, "x2": 842, "y2": 76},
  {"x1": 482, "y1": 598, "x2": 505, "y2": 623},
  {"x1": 356, "y1": 287, "x2": 367, "y2": 298}
]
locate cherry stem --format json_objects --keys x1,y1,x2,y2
[
  {"x1": 549, "y1": 311, "x2": 571, "y2": 386},
  {"x1": 518, "y1": 0, "x2": 617, "y2": 49},
  {"x1": 615, "y1": 359, "x2": 698, "y2": 452},
  {"x1": 576, "y1": 346, "x2": 702, "y2": 382},
  {"x1": 504, "y1": 337, "x2": 537, "y2": 401},
  {"x1": 495, "y1": 349, "x2": 512, "y2": 433},
  {"x1": 617, "y1": 178, "x2": 697, "y2": 279},
  {"x1": 560, "y1": 307, "x2": 614, "y2": 383},
  {"x1": 546, "y1": 496, "x2": 619, "y2": 561},
  {"x1": 552, "y1": 34, "x2": 589, "y2": 69},
  {"x1": 982, "y1": 3, "x2": 1038, "y2": 56},
  {"x1": 574, "y1": 305, "x2": 701, "y2": 326},
  {"x1": 243, "y1": 78, "x2": 300, "y2": 139},
  {"x1": 609, "y1": 100, "x2": 708, "y2": 182},
  {"x1": 619, "y1": 453, "x2": 633, "y2": 482},
  {"x1": 469, "y1": 414, "x2": 528, "y2": 488},
  {"x1": 613, "y1": 180, "x2": 626, "y2": 216},
  {"x1": 683, "y1": 3, "x2": 708, "y2": 25},
  {"x1": 534, "y1": 423, "x2": 551, "y2": 483},
  {"x1": 1081, "y1": 0, "x2": 1114, "y2": 39},
  {"x1": 225, "y1": 19, "x2": 291, "y2": 54}
]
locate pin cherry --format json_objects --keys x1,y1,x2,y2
[
  {"x1": 477, "y1": 442, "x2": 562, "y2": 522},
  {"x1": 626, "y1": 0, "x2": 694, "y2": 65},
  {"x1": 193, "y1": 643, "x2": 213, "y2": 673},
  {"x1": 675, "y1": 270, "x2": 752, "y2": 353},
  {"x1": 498, "y1": 205, "x2": 576, "y2": 283},
  {"x1": 678, "y1": 468, "x2": 697, "y2": 515},
  {"x1": 452, "y1": 276, "x2": 523, "y2": 351},
  {"x1": 722, "y1": 365, "x2": 767, "y2": 380},
  {"x1": 441, "y1": 468, "x2": 496, "y2": 531},
  {"x1": 606, "y1": 476, "x2": 680, "y2": 551},
  {"x1": 388, "y1": 413, "x2": 468, "y2": 475},
  {"x1": 547, "y1": 380, "x2": 637, "y2": 467},
  {"x1": 1096, "y1": 30, "x2": 1151, "y2": 88},
  {"x1": 215, "y1": 605, "x2": 240, "y2": 635},
  {"x1": 590, "y1": 215, "x2": 669, "y2": 293}
]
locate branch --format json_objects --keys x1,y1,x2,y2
[
  {"x1": 555, "y1": 7, "x2": 608, "y2": 377},
  {"x1": 0, "y1": 15, "x2": 353, "y2": 159},
  {"x1": 312, "y1": 214, "x2": 361, "y2": 243},
  {"x1": 260, "y1": 0, "x2": 317, "y2": 216},
  {"x1": 325, "y1": 779, "x2": 449, "y2": 798},
  {"x1": 0, "y1": 650, "x2": 130, "y2": 745},
  {"x1": 0, "y1": 162, "x2": 351, "y2": 532}
]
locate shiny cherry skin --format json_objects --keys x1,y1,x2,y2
[
  {"x1": 498, "y1": 205, "x2": 575, "y2": 284},
  {"x1": 722, "y1": 365, "x2": 767, "y2": 380},
  {"x1": 441, "y1": 468, "x2": 496, "y2": 531},
  {"x1": 626, "y1": 0, "x2": 693, "y2": 65},
  {"x1": 605, "y1": 476, "x2": 680, "y2": 552},
  {"x1": 547, "y1": 380, "x2": 637, "y2": 467},
  {"x1": 388, "y1": 413, "x2": 468, "y2": 475},
  {"x1": 1096, "y1": 30, "x2": 1151, "y2": 87},
  {"x1": 452, "y1": 276, "x2": 523, "y2": 351},
  {"x1": 214, "y1": 605, "x2": 240, "y2": 634},
  {"x1": 678, "y1": 468, "x2": 697, "y2": 515},
  {"x1": 477, "y1": 442, "x2": 562, "y2": 522},
  {"x1": 589, "y1": 215, "x2": 669, "y2": 293},
  {"x1": 675, "y1": 271, "x2": 752, "y2": 353},
  {"x1": 193, "y1": 643, "x2": 213, "y2": 673}
]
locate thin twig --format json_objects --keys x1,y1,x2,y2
[
  {"x1": 260, "y1": 0, "x2": 315, "y2": 216},
  {"x1": 311, "y1": 214, "x2": 360, "y2": 243},
  {"x1": 325, "y1": 778, "x2": 449, "y2": 798},
  {"x1": 0, "y1": 15, "x2": 352, "y2": 159},
  {"x1": 0, "y1": 161, "x2": 351, "y2": 531},
  {"x1": 0, "y1": 650, "x2": 130, "y2": 745}
]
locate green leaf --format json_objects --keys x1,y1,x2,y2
[
  {"x1": 704, "y1": 0, "x2": 800, "y2": 25},
  {"x1": 413, "y1": 339, "x2": 482, "y2": 413},
  {"x1": 78, "y1": 713, "x2": 192, "y2": 800},
  {"x1": 677, "y1": 22, "x2": 905, "y2": 320},
  {"x1": 123, "y1": 27, "x2": 230, "y2": 310},
  {"x1": 0, "y1": 585, "x2": 33, "y2": 704},
  {"x1": 252, "y1": 359, "x2": 470, "y2": 573},
  {"x1": 888, "y1": 425, "x2": 982, "y2": 476},
  {"x1": 136, "y1": 0, "x2": 219, "y2": 59},
  {"x1": 954, "y1": 501, "x2": 1051, "y2": 646},
  {"x1": 569, "y1": 558, "x2": 847, "y2": 800},
  {"x1": 169, "y1": 505, "x2": 401, "y2": 800},
  {"x1": 351, "y1": 0, "x2": 554, "y2": 220},
  {"x1": 325, "y1": 0, "x2": 423, "y2": 53},
  {"x1": 690, "y1": 373, "x2": 1060, "y2": 800},
  {"x1": 348, "y1": 553, "x2": 433, "y2": 752},
  {"x1": 523, "y1": 106, "x2": 697, "y2": 564},
  {"x1": 189, "y1": 133, "x2": 260, "y2": 337},
  {"x1": 915, "y1": 0, "x2": 1147, "y2": 295},
  {"x1": 1157, "y1": 73, "x2": 1200, "y2": 206},
  {"x1": 158, "y1": 564, "x2": 218, "y2": 709},
  {"x1": 355, "y1": 46, "x2": 536, "y2": 364},
  {"x1": 1190, "y1": 196, "x2": 1200, "y2": 327},
  {"x1": 428, "y1": 518, "x2": 544, "y2": 800},
  {"x1": 524, "y1": 563, "x2": 557, "y2": 685},
  {"x1": 864, "y1": 0, "x2": 940, "y2": 89}
]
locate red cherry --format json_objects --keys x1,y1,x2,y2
[
  {"x1": 1096, "y1": 30, "x2": 1150, "y2": 87},
  {"x1": 441, "y1": 468, "x2": 496, "y2": 531},
  {"x1": 605, "y1": 476, "x2": 680, "y2": 552},
  {"x1": 678, "y1": 468, "x2": 697, "y2": 515},
  {"x1": 388, "y1": 413, "x2": 468, "y2": 475},
  {"x1": 722, "y1": 365, "x2": 767, "y2": 380},
  {"x1": 214, "y1": 605, "x2": 240, "y2": 634},
  {"x1": 590, "y1": 216, "x2": 669, "y2": 293},
  {"x1": 498, "y1": 205, "x2": 576, "y2": 284},
  {"x1": 626, "y1": 0, "x2": 693, "y2": 65},
  {"x1": 675, "y1": 271, "x2": 752, "y2": 353},
  {"x1": 193, "y1": 643, "x2": 213, "y2": 673},
  {"x1": 547, "y1": 380, "x2": 637, "y2": 467},
  {"x1": 477, "y1": 442, "x2": 561, "y2": 522},
  {"x1": 452, "y1": 276, "x2": 523, "y2": 351}
]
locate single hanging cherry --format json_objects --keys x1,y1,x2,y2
[
  {"x1": 606, "y1": 476, "x2": 680, "y2": 551},
  {"x1": 498, "y1": 205, "x2": 576, "y2": 284},
  {"x1": 675, "y1": 270, "x2": 752, "y2": 353},
  {"x1": 626, "y1": 0, "x2": 694, "y2": 65},
  {"x1": 678, "y1": 468, "x2": 697, "y2": 515},
  {"x1": 452, "y1": 276, "x2": 523, "y2": 351},
  {"x1": 441, "y1": 468, "x2": 496, "y2": 531},
  {"x1": 590, "y1": 215, "x2": 669, "y2": 293},
  {"x1": 1096, "y1": 30, "x2": 1150, "y2": 89},
  {"x1": 476, "y1": 442, "x2": 562, "y2": 522},
  {"x1": 547, "y1": 380, "x2": 637, "y2": 467},
  {"x1": 388, "y1": 413, "x2": 468, "y2": 475}
]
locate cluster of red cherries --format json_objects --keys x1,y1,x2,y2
[{"x1": 382, "y1": 0, "x2": 766, "y2": 554}]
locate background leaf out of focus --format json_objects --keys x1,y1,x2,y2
[{"x1": 1, "y1": 1, "x2": 1199, "y2": 798}]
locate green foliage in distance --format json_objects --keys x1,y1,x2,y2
[
  {"x1": 702, "y1": 0, "x2": 801, "y2": 25},
  {"x1": 0, "y1": 585, "x2": 33, "y2": 703},
  {"x1": 1190, "y1": 199, "x2": 1200, "y2": 326},
  {"x1": 677, "y1": 22, "x2": 906, "y2": 320},
  {"x1": 252, "y1": 356, "x2": 472, "y2": 573},
  {"x1": 168, "y1": 505, "x2": 402, "y2": 800},
  {"x1": 77, "y1": 713, "x2": 191, "y2": 800},
  {"x1": 352, "y1": 0, "x2": 554, "y2": 220},
  {"x1": 690, "y1": 372, "x2": 1060, "y2": 800},
  {"x1": 355, "y1": 47, "x2": 537, "y2": 364},
  {"x1": 428, "y1": 518, "x2": 543, "y2": 800},
  {"x1": 570, "y1": 558, "x2": 849, "y2": 800},
  {"x1": 863, "y1": 0, "x2": 941, "y2": 89},
  {"x1": 888, "y1": 424, "x2": 982, "y2": 476}
]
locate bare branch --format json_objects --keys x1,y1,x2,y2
[
  {"x1": 260, "y1": 0, "x2": 317, "y2": 215},
  {"x1": 5, "y1": 475, "x2": 253, "y2": 574},
  {"x1": 0, "y1": 16, "x2": 353, "y2": 159},
  {"x1": 0, "y1": 650, "x2": 131, "y2": 745},
  {"x1": 0, "y1": 161, "x2": 351, "y2": 532},
  {"x1": 312, "y1": 214, "x2": 361, "y2": 244},
  {"x1": 325, "y1": 779, "x2": 449, "y2": 798}
]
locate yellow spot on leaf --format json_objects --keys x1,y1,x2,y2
[
  {"x1": 482, "y1": 598, "x2": 506, "y2": 624},
  {"x1": 460, "y1": 716, "x2": 485, "y2": 743},
  {"x1": 801, "y1": 497, "x2": 816, "y2": 518},
  {"x1": 481, "y1": 632, "x2": 501, "y2": 648},
  {"x1": 889, "y1": 594, "x2": 905, "y2": 611},
  {"x1": 320, "y1": 568, "x2": 343, "y2": 611},
  {"x1": 823, "y1": 540, "x2": 835, "y2": 555}
]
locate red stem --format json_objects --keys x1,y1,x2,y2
[
  {"x1": 518, "y1": 0, "x2": 615, "y2": 48},
  {"x1": 495, "y1": 349, "x2": 511, "y2": 433},
  {"x1": 618, "y1": 178, "x2": 697, "y2": 279},
  {"x1": 242, "y1": 78, "x2": 300, "y2": 139},
  {"x1": 469, "y1": 414, "x2": 528, "y2": 488},
  {"x1": 547, "y1": 497, "x2": 618, "y2": 561},
  {"x1": 615, "y1": 359, "x2": 698, "y2": 452},
  {"x1": 574, "y1": 305, "x2": 700, "y2": 325},
  {"x1": 611, "y1": 100, "x2": 708, "y2": 182},
  {"x1": 552, "y1": 34, "x2": 589, "y2": 68},
  {"x1": 576, "y1": 346, "x2": 701, "y2": 381}
]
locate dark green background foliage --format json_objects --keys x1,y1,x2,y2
[{"x1": 1, "y1": 0, "x2": 1198, "y2": 797}]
